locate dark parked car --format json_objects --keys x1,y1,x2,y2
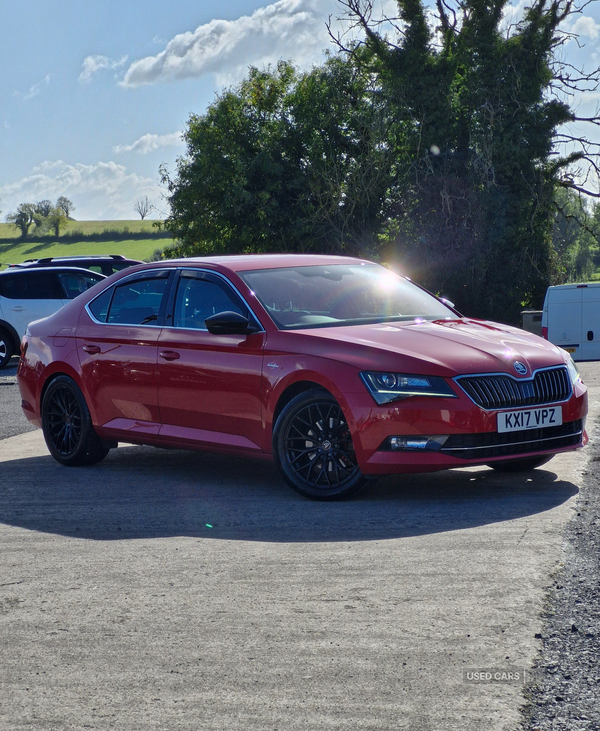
[
  {"x1": 17, "y1": 254, "x2": 587, "y2": 500},
  {"x1": 0, "y1": 267, "x2": 105, "y2": 368},
  {"x1": 8, "y1": 254, "x2": 142, "y2": 277}
]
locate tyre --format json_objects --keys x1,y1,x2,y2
[
  {"x1": 0, "y1": 330, "x2": 13, "y2": 370},
  {"x1": 41, "y1": 376, "x2": 110, "y2": 466},
  {"x1": 487, "y1": 455, "x2": 554, "y2": 472},
  {"x1": 273, "y1": 388, "x2": 368, "y2": 500}
]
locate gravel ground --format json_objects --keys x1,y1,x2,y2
[
  {"x1": 0, "y1": 357, "x2": 36, "y2": 440},
  {"x1": 520, "y1": 363, "x2": 600, "y2": 731}
]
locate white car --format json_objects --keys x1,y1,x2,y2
[{"x1": 0, "y1": 267, "x2": 105, "y2": 368}]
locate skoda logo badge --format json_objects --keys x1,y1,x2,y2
[{"x1": 514, "y1": 361, "x2": 528, "y2": 375}]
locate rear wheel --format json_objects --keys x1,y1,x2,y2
[
  {"x1": 0, "y1": 330, "x2": 13, "y2": 369},
  {"x1": 42, "y1": 376, "x2": 110, "y2": 466},
  {"x1": 273, "y1": 389, "x2": 368, "y2": 500},
  {"x1": 487, "y1": 455, "x2": 554, "y2": 472}
]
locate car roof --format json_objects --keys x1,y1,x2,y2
[
  {"x1": 0, "y1": 266, "x2": 106, "y2": 277},
  {"x1": 9, "y1": 255, "x2": 141, "y2": 267},
  {"x1": 157, "y1": 253, "x2": 370, "y2": 272}
]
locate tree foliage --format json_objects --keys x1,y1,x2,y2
[
  {"x1": 335, "y1": 0, "x2": 595, "y2": 321},
  {"x1": 161, "y1": 0, "x2": 600, "y2": 322},
  {"x1": 552, "y1": 189, "x2": 599, "y2": 281},
  {"x1": 6, "y1": 197, "x2": 73, "y2": 238},
  {"x1": 56, "y1": 196, "x2": 75, "y2": 218},
  {"x1": 6, "y1": 203, "x2": 37, "y2": 239},
  {"x1": 161, "y1": 57, "x2": 391, "y2": 258}
]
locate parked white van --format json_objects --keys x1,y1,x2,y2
[{"x1": 542, "y1": 282, "x2": 600, "y2": 361}]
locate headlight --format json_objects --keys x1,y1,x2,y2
[
  {"x1": 360, "y1": 371, "x2": 458, "y2": 405},
  {"x1": 562, "y1": 350, "x2": 581, "y2": 385}
]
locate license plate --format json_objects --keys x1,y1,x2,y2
[
  {"x1": 563, "y1": 347, "x2": 577, "y2": 354},
  {"x1": 497, "y1": 406, "x2": 562, "y2": 433}
]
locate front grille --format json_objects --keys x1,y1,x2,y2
[
  {"x1": 440, "y1": 419, "x2": 583, "y2": 460},
  {"x1": 455, "y1": 367, "x2": 571, "y2": 410}
]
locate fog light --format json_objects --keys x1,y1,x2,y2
[{"x1": 388, "y1": 436, "x2": 449, "y2": 451}]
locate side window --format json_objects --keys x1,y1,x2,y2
[
  {"x1": 112, "y1": 262, "x2": 135, "y2": 272},
  {"x1": 88, "y1": 265, "x2": 104, "y2": 275},
  {"x1": 1, "y1": 272, "x2": 60, "y2": 300},
  {"x1": 88, "y1": 288, "x2": 113, "y2": 323},
  {"x1": 57, "y1": 272, "x2": 103, "y2": 299},
  {"x1": 173, "y1": 275, "x2": 246, "y2": 330},
  {"x1": 106, "y1": 275, "x2": 170, "y2": 325}
]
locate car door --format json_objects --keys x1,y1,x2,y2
[
  {"x1": 76, "y1": 269, "x2": 173, "y2": 439},
  {"x1": 581, "y1": 285, "x2": 600, "y2": 361},
  {"x1": 157, "y1": 269, "x2": 266, "y2": 452},
  {"x1": 0, "y1": 271, "x2": 67, "y2": 338}
]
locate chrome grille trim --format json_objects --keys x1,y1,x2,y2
[{"x1": 454, "y1": 366, "x2": 572, "y2": 410}]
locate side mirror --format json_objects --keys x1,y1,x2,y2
[{"x1": 205, "y1": 310, "x2": 256, "y2": 335}]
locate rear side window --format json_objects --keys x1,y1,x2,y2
[
  {"x1": 0, "y1": 272, "x2": 60, "y2": 300},
  {"x1": 89, "y1": 272, "x2": 170, "y2": 326},
  {"x1": 88, "y1": 288, "x2": 113, "y2": 322},
  {"x1": 57, "y1": 272, "x2": 103, "y2": 299}
]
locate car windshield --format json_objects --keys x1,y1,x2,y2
[{"x1": 239, "y1": 263, "x2": 455, "y2": 329}]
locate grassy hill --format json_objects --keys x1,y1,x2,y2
[{"x1": 0, "y1": 220, "x2": 173, "y2": 270}]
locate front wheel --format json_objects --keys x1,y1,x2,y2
[
  {"x1": 42, "y1": 376, "x2": 110, "y2": 466},
  {"x1": 273, "y1": 389, "x2": 368, "y2": 500},
  {"x1": 487, "y1": 455, "x2": 554, "y2": 472},
  {"x1": 0, "y1": 330, "x2": 13, "y2": 369}
]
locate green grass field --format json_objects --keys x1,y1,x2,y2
[{"x1": 0, "y1": 220, "x2": 172, "y2": 270}]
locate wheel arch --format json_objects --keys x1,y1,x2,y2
[
  {"x1": 39, "y1": 365, "x2": 86, "y2": 414},
  {"x1": 0, "y1": 320, "x2": 20, "y2": 352},
  {"x1": 272, "y1": 380, "x2": 332, "y2": 433}
]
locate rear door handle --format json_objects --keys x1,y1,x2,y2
[
  {"x1": 82, "y1": 344, "x2": 101, "y2": 354},
  {"x1": 159, "y1": 350, "x2": 180, "y2": 361},
  {"x1": 10, "y1": 306, "x2": 25, "y2": 312}
]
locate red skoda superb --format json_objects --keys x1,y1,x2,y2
[{"x1": 18, "y1": 255, "x2": 588, "y2": 500}]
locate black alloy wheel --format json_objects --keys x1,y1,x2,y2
[
  {"x1": 0, "y1": 331, "x2": 13, "y2": 369},
  {"x1": 273, "y1": 389, "x2": 368, "y2": 500},
  {"x1": 487, "y1": 455, "x2": 554, "y2": 472},
  {"x1": 41, "y1": 376, "x2": 110, "y2": 466}
]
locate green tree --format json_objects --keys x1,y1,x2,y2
[
  {"x1": 47, "y1": 206, "x2": 68, "y2": 237},
  {"x1": 56, "y1": 196, "x2": 75, "y2": 218},
  {"x1": 6, "y1": 203, "x2": 37, "y2": 238},
  {"x1": 161, "y1": 57, "x2": 390, "y2": 258},
  {"x1": 337, "y1": 0, "x2": 593, "y2": 322}
]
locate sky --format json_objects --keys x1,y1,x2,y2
[{"x1": 1, "y1": 0, "x2": 599, "y2": 222}]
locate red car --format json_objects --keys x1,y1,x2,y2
[{"x1": 18, "y1": 255, "x2": 587, "y2": 500}]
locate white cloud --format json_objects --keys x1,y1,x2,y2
[
  {"x1": 0, "y1": 161, "x2": 162, "y2": 220},
  {"x1": 79, "y1": 55, "x2": 128, "y2": 84},
  {"x1": 15, "y1": 74, "x2": 51, "y2": 101},
  {"x1": 120, "y1": 0, "x2": 336, "y2": 88},
  {"x1": 113, "y1": 132, "x2": 184, "y2": 155},
  {"x1": 572, "y1": 16, "x2": 600, "y2": 40}
]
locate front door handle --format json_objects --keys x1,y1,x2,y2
[
  {"x1": 82, "y1": 344, "x2": 101, "y2": 354},
  {"x1": 10, "y1": 306, "x2": 25, "y2": 312},
  {"x1": 159, "y1": 350, "x2": 180, "y2": 361}
]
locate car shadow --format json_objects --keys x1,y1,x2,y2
[{"x1": 0, "y1": 444, "x2": 579, "y2": 542}]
